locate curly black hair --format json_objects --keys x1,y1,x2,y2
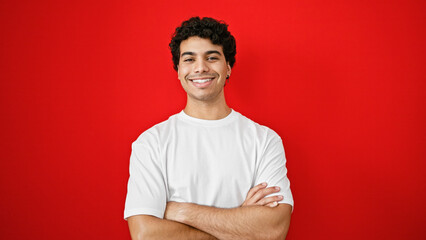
[{"x1": 169, "y1": 16, "x2": 236, "y2": 71}]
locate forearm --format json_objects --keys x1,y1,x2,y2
[
  {"x1": 128, "y1": 215, "x2": 217, "y2": 240},
  {"x1": 173, "y1": 204, "x2": 291, "y2": 240}
]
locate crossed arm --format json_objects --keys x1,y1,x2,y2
[{"x1": 128, "y1": 183, "x2": 292, "y2": 240}]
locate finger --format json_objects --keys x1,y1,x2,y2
[
  {"x1": 246, "y1": 182, "x2": 267, "y2": 200},
  {"x1": 251, "y1": 186, "x2": 280, "y2": 204},
  {"x1": 266, "y1": 201, "x2": 279, "y2": 208},
  {"x1": 257, "y1": 195, "x2": 283, "y2": 206},
  {"x1": 242, "y1": 183, "x2": 268, "y2": 206}
]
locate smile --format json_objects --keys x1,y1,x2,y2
[
  {"x1": 189, "y1": 77, "x2": 215, "y2": 88},
  {"x1": 191, "y1": 78, "x2": 214, "y2": 83}
]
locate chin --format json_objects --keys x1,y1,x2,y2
[{"x1": 191, "y1": 95, "x2": 213, "y2": 102}]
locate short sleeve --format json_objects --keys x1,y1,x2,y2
[
  {"x1": 255, "y1": 136, "x2": 294, "y2": 210},
  {"x1": 124, "y1": 135, "x2": 167, "y2": 220}
]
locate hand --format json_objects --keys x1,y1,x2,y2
[{"x1": 242, "y1": 182, "x2": 283, "y2": 208}]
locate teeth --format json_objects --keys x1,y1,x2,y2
[{"x1": 192, "y1": 78, "x2": 213, "y2": 83}]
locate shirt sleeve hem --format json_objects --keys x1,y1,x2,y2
[{"x1": 124, "y1": 208, "x2": 164, "y2": 220}]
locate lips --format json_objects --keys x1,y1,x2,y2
[{"x1": 188, "y1": 76, "x2": 215, "y2": 88}]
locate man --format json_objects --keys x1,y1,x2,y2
[{"x1": 124, "y1": 16, "x2": 294, "y2": 240}]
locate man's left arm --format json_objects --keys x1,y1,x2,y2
[{"x1": 166, "y1": 202, "x2": 292, "y2": 240}]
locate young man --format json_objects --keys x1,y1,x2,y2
[{"x1": 124, "y1": 17, "x2": 294, "y2": 240}]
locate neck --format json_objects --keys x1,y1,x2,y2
[{"x1": 183, "y1": 92, "x2": 231, "y2": 120}]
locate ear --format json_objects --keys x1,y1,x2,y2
[{"x1": 227, "y1": 62, "x2": 231, "y2": 77}]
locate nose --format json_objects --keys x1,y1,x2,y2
[{"x1": 193, "y1": 59, "x2": 209, "y2": 73}]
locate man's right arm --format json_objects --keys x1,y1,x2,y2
[
  {"x1": 127, "y1": 139, "x2": 213, "y2": 239},
  {"x1": 128, "y1": 215, "x2": 217, "y2": 240}
]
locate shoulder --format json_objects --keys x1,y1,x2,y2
[
  {"x1": 235, "y1": 111, "x2": 283, "y2": 143},
  {"x1": 132, "y1": 113, "x2": 179, "y2": 147}
]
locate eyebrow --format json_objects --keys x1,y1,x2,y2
[{"x1": 181, "y1": 50, "x2": 222, "y2": 57}]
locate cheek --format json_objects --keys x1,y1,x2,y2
[
  {"x1": 177, "y1": 69, "x2": 183, "y2": 81},
  {"x1": 178, "y1": 72, "x2": 185, "y2": 81},
  {"x1": 177, "y1": 67, "x2": 189, "y2": 80},
  {"x1": 178, "y1": 74, "x2": 189, "y2": 84}
]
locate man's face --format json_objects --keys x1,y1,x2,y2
[{"x1": 177, "y1": 36, "x2": 231, "y2": 103}]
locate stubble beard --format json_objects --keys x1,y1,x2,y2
[{"x1": 186, "y1": 85, "x2": 225, "y2": 104}]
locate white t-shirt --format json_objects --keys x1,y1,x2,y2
[{"x1": 124, "y1": 109, "x2": 294, "y2": 219}]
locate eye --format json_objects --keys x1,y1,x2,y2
[
  {"x1": 183, "y1": 58, "x2": 194, "y2": 62},
  {"x1": 207, "y1": 56, "x2": 219, "y2": 61}
]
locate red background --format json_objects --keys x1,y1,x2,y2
[{"x1": 1, "y1": 0, "x2": 425, "y2": 239}]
